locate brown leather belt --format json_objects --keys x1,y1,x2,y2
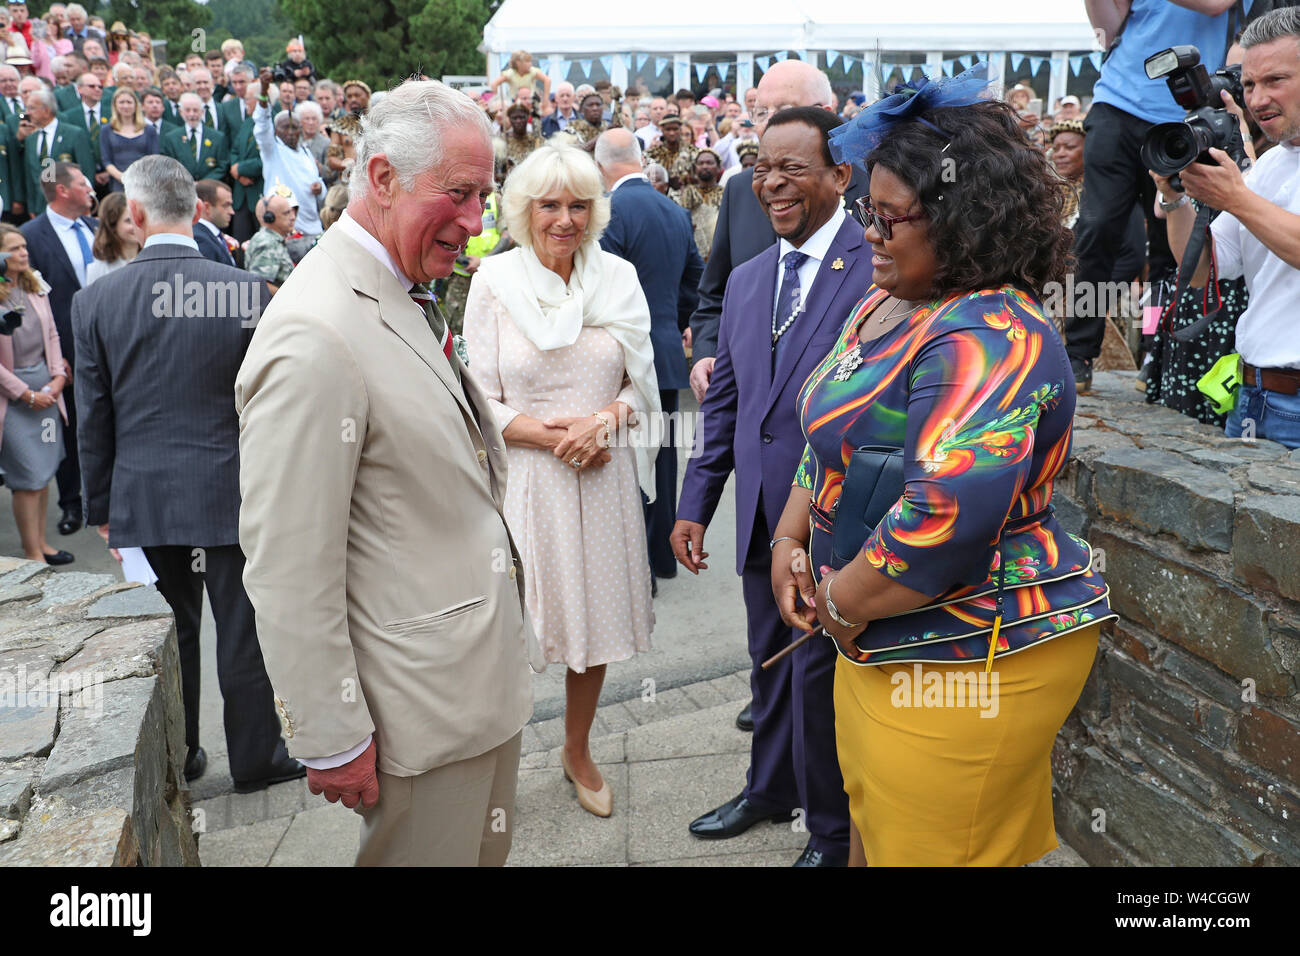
[{"x1": 1243, "y1": 362, "x2": 1300, "y2": 396}]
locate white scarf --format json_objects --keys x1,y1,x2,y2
[{"x1": 477, "y1": 242, "x2": 661, "y2": 500}]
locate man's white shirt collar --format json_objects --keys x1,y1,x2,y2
[
  {"x1": 337, "y1": 210, "x2": 414, "y2": 291},
  {"x1": 610, "y1": 172, "x2": 648, "y2": 193},
  {"x1": 777, "y1": 205, "x2": 847, "y2": 264}
]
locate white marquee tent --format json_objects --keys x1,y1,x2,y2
[{"x1": 482, "y1": 0, "x2": 1102, "y2": 103}]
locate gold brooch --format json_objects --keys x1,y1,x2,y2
[{"x1": 832, "y1": 258, "x2": 844, "y2": 270}]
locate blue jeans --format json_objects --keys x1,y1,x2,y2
[{"x1": 1224, "y1": 384, "x2": 1300, "y2": 449}]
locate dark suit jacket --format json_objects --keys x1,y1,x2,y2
[
  {"x1": 677, "y1": 214, "x2": 873, "y2": 570},
  {"x1": 160, "y1": 123, "x2": 230, "y2": 181},
  {"x1": 21, "y1": 122, "x2": 96, "y2": 216},
  {"x1": 194, "y1": 221, "x2": 236, "y2": 266},
  {"x1": 689, "y1": 163, "x2": 868, "y2": 360},
  {"x1": 600, "y1": 177, "x2": 703, "y2": 391},
  {"x1": 71, "y1": 242, "x2": 268, "y2": 547},
  {"x1": 21, "y1": 211, "x2": 98, "y2": 368}
]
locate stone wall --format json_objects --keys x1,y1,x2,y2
[
  {"x1": 0, "y1": 558, "x2": 198, "y2": 866},
  {"x1": 1052, "y1": 371, "x2": 1300, "y2": 866}
]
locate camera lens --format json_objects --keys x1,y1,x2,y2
[{"x1": 1140, "y1": 120, "x2": 1208, "y2": 176}]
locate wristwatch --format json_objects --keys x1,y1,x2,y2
[
  {"x1": 1159, "y1": 193, "x2": 1189, "y2": 212},
  {"x1": 824, "y1": 576, "x2": 863, "y2": 629}
]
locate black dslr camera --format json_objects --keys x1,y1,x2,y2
[
  {"x1": 0, "y1": 252, "x2": 22, "y2": 336},
  {"x1": 1140, "y1": 45, "x2": 1247, "y2": 190}
]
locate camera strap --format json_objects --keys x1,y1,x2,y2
[{"x1": 1167, "y1": 203, "x2": 1225, "y2": 342}]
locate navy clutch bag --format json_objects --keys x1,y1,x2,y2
[{"x1": 830, "y1": 445, "x2": 905, "y2": 565}]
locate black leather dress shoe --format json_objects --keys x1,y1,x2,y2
[
  {"x1": 57, "y1": 509, "x2": 82, "y2": 536},
  {"x1": 735, "y1": 701, "x2": 753, "y2": 732},
  {"x1": 233, "y1": 753, "x2": 306, "y2": 794},
  {"x1": 689, "y1": 793, "x2": 790, "y2": 839},
  {"x1": 793, "y1": 842, "x2": 849, "y2": 867},
  {"x1": 184, "y1": 746, "x2": 207, "y2": 782},
  {"x1": 43, "y1": 550, "x2": 74, "y2": 566}
]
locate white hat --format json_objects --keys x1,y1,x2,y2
[{"x1": 1060, "y1": 95, "x2": 1081, "y2": 106}]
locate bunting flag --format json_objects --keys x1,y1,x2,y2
[
  {"x1": 718, "y1": 61, "x2": 730, "y2": 81},
  {"x1": 498, "y1": 52, "x2": 510, "y2": 72},
  {"x1": 774, "y1": 51, "x2": 788, "y2": 62},
  {"x1": 621, "y1": 53, "x2": 633, "y2": 69},
  {"x1": 942, "y1": 58, "x2": 955, "y2": 77},
  {"x1": 695, "y1": 62, "x2": 709, "y2": 82},
  {"x1": 1030, "y1": 56, "x2": 1047, "y2": 74},
  {"x1": 798, "y1": 50, "x2": 810, "y2": 63},
  {"x1": 756, "y1": 55, "x2": 771, "y2": 71},
  {"x1": 1010, "y1": 52, "x2": 1024, "y2": 71},
  {"x1": 637, "y1": 53, "x2": 649, "y2": 71},
  {"x1": 825, "y1": 49, "x2": 840, "y2": 69},
  {"x1": 959, "y1": 54, "x2": 973, "y2": 70},
  {"x1": 1070, "y1": 55, "x2": 1084, "y2": 76},
  {"x1": 599, "y1": 55, "x2": 613, "y2": 74},
  {"x1": 655, "y1": 56, "x2": 669, "y2": 74},
  {"x1": 1089, "y1": 51, "x2": 1103, "y2": 70},
  {"x1": 579, "y1": 59, "x2": 592, "y2": 77}
]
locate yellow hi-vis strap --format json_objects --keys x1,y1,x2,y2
[{"x1": 985, "y1": 614, "x2": 1002, "y2": 674}]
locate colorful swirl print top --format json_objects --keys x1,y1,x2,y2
[{"x1": 795, "y1": 284, "x2": 1117, "y2": 666}]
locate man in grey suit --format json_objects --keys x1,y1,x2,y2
[{"x1": 72, "y1": 155, "x2": 300, "y2": 793}]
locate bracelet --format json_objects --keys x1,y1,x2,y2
[
  {"x1": 592, "y1": 411, "x2": 612, "y2": 447},
  {"x1": 768, "y1": 535, "x2": 803, "y2": 550},
  {"x1": 824, "y1": 576, "x2": 864, "y2": 629},
  {"x1": 1159, "y1": 193, "x2": 1189, "y2": 212}
]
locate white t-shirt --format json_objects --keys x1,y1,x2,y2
[{"x1": 1210, "y1": 140, "x2": 1300, "y2": 368}]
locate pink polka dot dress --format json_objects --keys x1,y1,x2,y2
[{"x1": 463, "y1": 278, "x2": 654, "y2": 673}]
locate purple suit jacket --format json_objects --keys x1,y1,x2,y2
[{"x1": 677, "y1": 214, "x2": 873, "y2": 573}]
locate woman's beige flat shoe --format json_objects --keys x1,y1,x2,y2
[{"x1": 562, "y1": 751, "x2": 613, "y2": 818}]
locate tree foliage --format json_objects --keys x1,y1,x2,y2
[
  {"x1": 205, "y1": 0, "x2": 297, "y2": 71},
  {"x1": 277, "y1": 0, "x2": 492, "y2": 90},
  {"x1": 97, "y1": 0, "x2": 211, "y2": 56}
]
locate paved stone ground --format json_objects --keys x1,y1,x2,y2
[{"x1": 194, "y1": 675, "x2": 1087, "y2": 867}]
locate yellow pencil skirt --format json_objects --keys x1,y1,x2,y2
[{"x1": 834, "y1": 624, "x2": 1101, "y2": 866}]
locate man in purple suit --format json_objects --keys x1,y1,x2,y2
[{"x1": 671, "y1": 107, "x2": 872, "y2": 867}]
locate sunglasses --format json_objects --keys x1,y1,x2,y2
[{"x1": 853, "y1": 196, "x2": 924, "y2": 240}]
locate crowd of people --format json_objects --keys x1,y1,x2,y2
[{"x1": 1, "y1": 0, "x2": 1298, "y2": 868}]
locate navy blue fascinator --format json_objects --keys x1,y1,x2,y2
[{"x1": 829, "y1": 62, "x2": 995, "y2": 166}]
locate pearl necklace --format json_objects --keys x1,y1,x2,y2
[{"x1": 772, "y1": 289, "x2": 803, "y2": 346}]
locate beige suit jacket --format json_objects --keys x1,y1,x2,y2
[{"x1": 235, "y1": 224, "x2": 541, "y2": 777}]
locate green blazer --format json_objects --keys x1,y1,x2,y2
[
  {"x1": 0, "y1": 121, "x2": 22, "y2": 210},
  {"x1": 21, "y1": 121, "x2": 94, "y2": 215},
  {"x1": 160, "y1": 123, "x2": 229, "y2": 181},
  {"x1": 54, "y1": 85, "x2": 80, "y2": 113},
  {"x1": 228, "y1": 116, "x2": 263, "y2": 212},
  {"x1": 219, "y1": 98, "x2": 250, "y2": 135},
  {"x1": 59, "y1": 104, "x2": 110, "y2": 168}
]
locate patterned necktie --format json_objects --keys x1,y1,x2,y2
[
  {"x1": 409, "y1": 282, "x2": 457, "y2": 371},
  {"x1": 87, "y1": 108, "x2": 94, "y2": 129},
  {"x1": 37, "y1": 130, "x2": 48, "y2": 163},
  {"x1": 205, "y1": 104, "x2": 215, "y2": 130},
  {"x1": 190, "y1": 127, "x2": 200, "y2": 159},
  {"x1": 771, "y1": 249, "x2": 809, "y2": 370}
]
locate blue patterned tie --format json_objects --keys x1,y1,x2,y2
[
  {"x1": 72, "y1": 220, "x2": 93, "y2": 273},
  {"x1": 772, "y1": 249, "x2": 809, "y2": 371}
]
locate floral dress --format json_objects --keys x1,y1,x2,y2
[{"x1": 795, "y1": 284, "x2": 1117, "y2": 665}]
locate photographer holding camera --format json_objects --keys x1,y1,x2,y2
[
  {"x1": 1152, "y1": 8, "x2": 1300, "y2": 448},
  {"x1": 0, "y1": 223, "x2": 73, "y2": 565},
  {"x1": 1072, "y1": 0, "x2": 1249, "y2": 393}
]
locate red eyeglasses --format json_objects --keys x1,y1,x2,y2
[{"x1": 853, "y1": 196, "x2": 925, "y2": 240}]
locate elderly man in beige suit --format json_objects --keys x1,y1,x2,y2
[{"x1": 235, "y1": 79, "x2": 544, "y2": 867}]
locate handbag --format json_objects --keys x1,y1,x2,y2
[{"x1": 829, "y1": 443, "x2": 1008, "y2": 672}]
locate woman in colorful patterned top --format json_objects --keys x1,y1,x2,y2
[{"x1": 768, "y1": 84, "x2": 1116, "y2": 866}]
